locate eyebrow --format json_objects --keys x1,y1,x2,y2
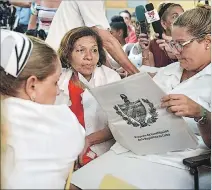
[{"x1": 75, "y1": 44, "x2": 98, "y2": 48}]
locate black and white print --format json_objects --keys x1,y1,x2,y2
[{"x1": 114, "y1": 94, "x2": 158, "y2": 128}]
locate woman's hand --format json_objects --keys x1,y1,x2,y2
[
  {"x1": 116, "y1": 67, "x2": 128, "y2": 78},
  {"x1": 78, "y1": 136, "x2": 91, "y2": 166},
  {"x1": 155, "y1": 33, "x2": 173, "y2": 52},
  {"x1": 161, "y1": 94, "x2": 202, "y2": 118},
  {"x1": 138, "y1": 33, "x2": 150, "y2": 50},
  {"x1": 155, "y1": 33, "x2": 177, "y2": 59}
]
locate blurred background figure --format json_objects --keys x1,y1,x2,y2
[
  {"x1": 0, "y1": 1, "x2": 16, "y2": 30},
  {"x1": 27, "y1": 0, "x2": 61, "y2": 38},
  {"x1": 138, "y1": 2, "x2": 184, "y2": 67},
  {"x1": 109, "y1": 15, "x2": 142, "y2": 73},
  {"x1": 110, "y1": 16, "x2": 128, "y2": 47},
  {"x1": 14, "y1": 6, "x2": 31, "y2": 33},
  {"x1": 120, "y1": 10, "x2": 138, "y2": 43},
  {"x1": 10, "y1": 1, "x2": 31, "y2": 33}
]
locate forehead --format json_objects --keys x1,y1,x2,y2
[
  {"x1": 171, "y1": 26, "x2": 192, "y2": 40},
  {"x1": 167, "y1": 6, "x2": 184, "y2": 16},
  {"x1": 120, "y1": 12, "x2": 130, "y2": 18},
  {"x1": 74, "y1": 36, "x2": 97, "y2": 47}
]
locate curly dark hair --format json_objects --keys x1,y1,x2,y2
[{"x1": 58, "y1": 26, "x2": 106, "y2": 68}]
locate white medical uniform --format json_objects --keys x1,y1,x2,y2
[{"x1": 2, "y1": 97, "x2": 85, "y2": 189}]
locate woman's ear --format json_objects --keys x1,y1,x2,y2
[
  {"x1": 161, "y1": 20, "x2": 167, "y2": 31},
  {"x1": 25, "y1": 76, "x2": 38, "y2": 102},
  {"x1": 118, "y1": 29, "x2": 123, "y2": 37}
]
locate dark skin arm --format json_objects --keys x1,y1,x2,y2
[{"x1": 93, "y1": 27, "x2": 139, "y2": 75}]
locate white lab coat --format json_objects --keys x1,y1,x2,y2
[
  {"x1": 2, "y1": 97, "x2": 85, "y2": 189},
  {"x1": 56, "y1": 65, "x2": 121, "y2": 156}
]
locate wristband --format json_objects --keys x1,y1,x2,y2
[{"x1": 194, "y1": 107, "x2": 207, "y2": 125}]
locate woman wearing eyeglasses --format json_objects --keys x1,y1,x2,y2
[
  {"x1": 155, "y1": 4, "x2": 211, "y2": 148},
  {"x1": 71, "y1": 6, "x2": 211, "y2": 189}
]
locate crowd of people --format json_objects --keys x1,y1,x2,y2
[{"x1": 1, "y1": 0, "x2": 211, "y2": 189}]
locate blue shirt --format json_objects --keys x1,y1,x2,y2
[{"x1": 15, "y1": 7, "x2": 31, "y2": 25}]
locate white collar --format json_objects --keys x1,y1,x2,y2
[
  {"x1": 163, "y1": 62, "x2": 211, "y2": 80},
  {"x1": 58, "y1": 66, "x2": 105, "y2": 96}
]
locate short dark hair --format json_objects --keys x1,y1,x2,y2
[
  {"x1": 119, "y1": 10, "x2": 131, "y2": 19},
  {"x1": 58, "y1": 27, "x2": 106, "y2": 68},
  {"x1": 110, "y1": 16, "x2": 128, "y2": 39},
  {"x1": 111, "y1": 15, "x2": 124, "y2": 23}
]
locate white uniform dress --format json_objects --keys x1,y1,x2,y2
[
  {"x1": 71, "y1": 62, "x2": 211, "y2": 189},
  {"x1": 2, "y1": 97, "x2": 85, "y2": 189},
  {"x1": 56, "y1": 65, "x2": 121, "y2": 156},
  {"x1": 45, "y1": 0, "x2": 109, "y2": 51}
]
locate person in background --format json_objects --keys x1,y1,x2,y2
[
  {"x1": 120, "y1": 10, "x2": 138, "y2": 43},
  {"x1": 131, "y1": 12, "x2": 136, "y2": 29},
  {"x1": 110, "y1": 16, "x2": 128, "y2": 47},
  {"x1": 14, "y1": 7, "x2": 31, "y2": 33},
  {"x1": 1, "y1": 30, "x2": 85, "y2": 189},
  {"x1": 109, "y1": 16, "x2": 142, "y2": 74},
  {"x1": 8, "y1": 1, "x2": 31, "y2": 33},
  {"x1": 138, "y1": 2, "x2": 184, "y2": 67},
  {"x1": 70, "y1": 6, "x2": 211, "y2": 189},
  {"x1": 57, "y1": 27, "x2": 121, "y2": 167},
  {"x1": 108, "y1": 16, "x2": 129, "y2": 74},
  {"x1": 27, "y1": 0, "x2": 61, "y2": 35},
  {"x1": 45, "y1": 1, "x2": 139, "y2": 75}
]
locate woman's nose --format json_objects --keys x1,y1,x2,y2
[{"x1": 84, "y1": 50, "x2": 93, "y2": 60}]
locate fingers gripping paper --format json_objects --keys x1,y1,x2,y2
[{"x1": 89, "y1": 73, "x2": 198, "y2": 155}]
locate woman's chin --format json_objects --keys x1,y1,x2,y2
[{"x1": 179, "y1": 60, "x2": 189, "y2": 69}]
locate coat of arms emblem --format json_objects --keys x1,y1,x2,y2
[{"x1": 114, "y1": 94, "x2": 158, "y2": 128}]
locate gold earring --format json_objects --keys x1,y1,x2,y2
[
  {"x1": 31, "y1": 96, "x2": 35, "y2": 102},
  {"x1": 206, "y1": 46, "x2": 209, "y2": 49}
]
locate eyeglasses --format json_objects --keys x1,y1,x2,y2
[{"x1": 169, "y1": 35, "x2": 206, "y2": 53}]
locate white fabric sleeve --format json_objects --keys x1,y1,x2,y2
[{"x1": 76, "y1": 0, "x2": 110, "y2": 29}]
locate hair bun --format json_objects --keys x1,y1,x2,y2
[{"x1": 111, "y1": 16, "x2": 125, "y2": 23}]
